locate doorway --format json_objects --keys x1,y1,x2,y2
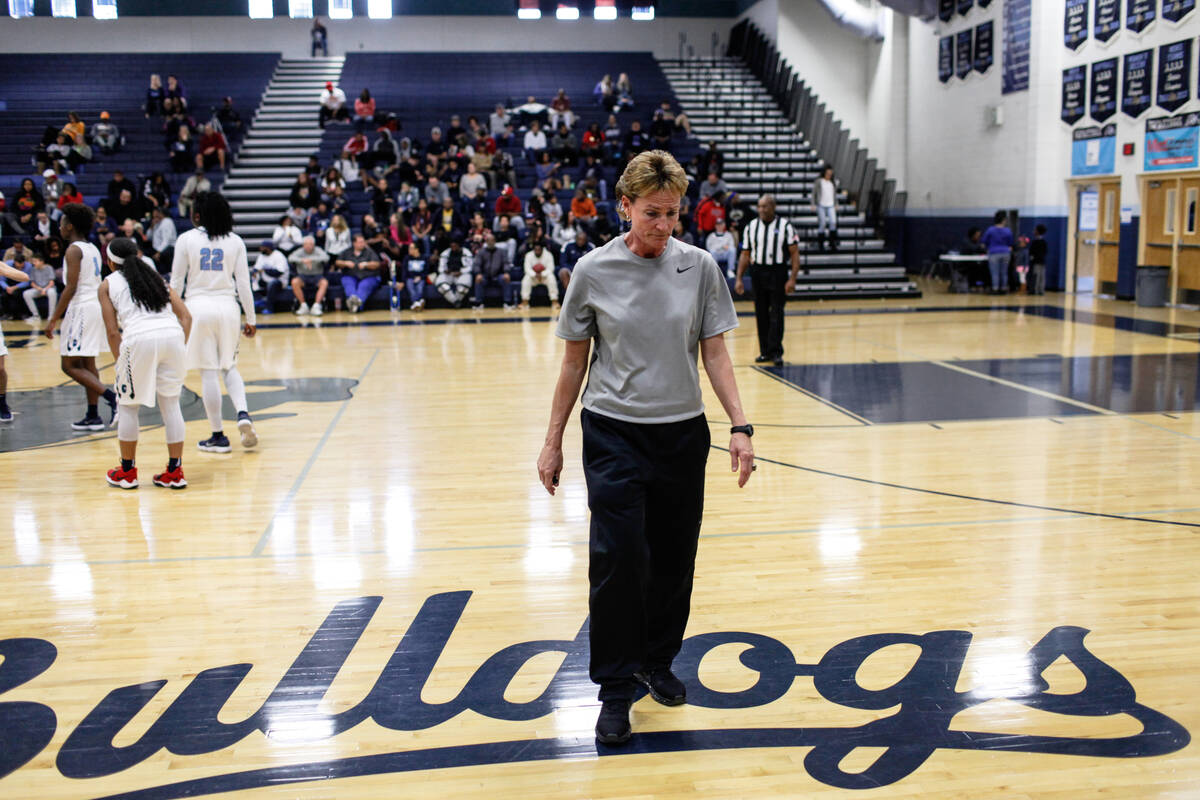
[
  {"x1": 1068, "y1": 179, "x2": 1121, "y2": 294},
  {"x1": 1140, "y1": 171, "x2": 1200, "y2": 304}
]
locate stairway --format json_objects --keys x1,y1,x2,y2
[
  {"x1": 227, "y1": 56, "x2": 345, "y2": 242},
  {"x1": 659, "y1": 58, "x2": 919, "y2": 300}
]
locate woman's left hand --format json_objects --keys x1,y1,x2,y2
[{"x1": 730, "y1": 433, "x2": 754, "y2": 487}]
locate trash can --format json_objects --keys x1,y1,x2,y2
[{"x1": 1135, "y1": 266, "x2": 1169, "y2": 307}]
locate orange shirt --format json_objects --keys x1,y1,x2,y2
[
  {"x1": 571, "y1": 196, "x2": 597, "y2": 219},
  {"x1": 62, "y1": 121, "x2": 85, "y2": 140}
]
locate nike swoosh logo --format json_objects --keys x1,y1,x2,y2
[{"x1": 676, "y1": 266, "x2": 695, "y2": 273}]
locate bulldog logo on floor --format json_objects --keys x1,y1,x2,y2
[
  {"x1": 0, "y1": 378, "x2": 359, "y2": 451},
  {"x1": 0, "y1": 592, "x2": 1189, "y2": 798}
]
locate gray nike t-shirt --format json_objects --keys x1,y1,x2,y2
[{"x1": 556, "y1": 234, "x2": 739, "y2": 423}]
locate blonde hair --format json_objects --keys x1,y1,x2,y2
[
  {"x1": 331, "y1": 214, "x2": 348, "y2": 232},
  {"x1": 614, "y1": 150, "x2": 689, "y2": 220}
]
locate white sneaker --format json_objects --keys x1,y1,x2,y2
[
  {"x1": 412, "y1": 299, "x2": 424, "y2": 311},
  {"x1": 311, "y1": 302, "x2": 324, "y2": 316},
  {"x1": 346, "y1": 295, "x2": 362, "y2": 313},
  {"x1": 295, "y1": 302, "x2": 309, "y2": 316}
]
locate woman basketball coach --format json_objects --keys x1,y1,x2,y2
[{"x1": 537, "y1": 150, "x2": 756, "y2": 744}]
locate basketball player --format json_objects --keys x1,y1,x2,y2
[
  {"x1": 0, "y1": 260, "x2": 32, "y2": 423},
  {"x1": 99, "y1": 238, "x2": 193, "y2": 489},
  {"x1": 170, "y1": 191, "x2": 258, "y2": 453},
  {"x1": 43, "y1": 203, "x2": 119, "y2": 431}
]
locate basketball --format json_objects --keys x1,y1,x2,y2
[{"x1": 533, "y1": 264, "x2": 545, "y2": 273}]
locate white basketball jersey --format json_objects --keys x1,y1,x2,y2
[
  {"x1": 105, "y1": 270, "x2": 181, "y2": 340},
  {"x1": 68, "y1": 240, "x2": 103, "y2": 308},
  {"x1": 170, "y1": 227, "x2": 256, "y2": 326}
]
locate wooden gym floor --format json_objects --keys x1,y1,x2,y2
[{"x1": 1, "y1": 280, "x2": 1198, "y2": 798}]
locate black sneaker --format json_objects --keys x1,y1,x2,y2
[
  {"x1": 754, "y1": 355, "x2": 771, "y2": 363},
  {"x1": 594, "y1": 698, "x2": 632, "y2": 744},
  {"x1": 198, "y1": 433, "x2": 232, "y2": 453},
  {"x1": 104, "y1": 392, "x2": 118, "y2": 427},
  {"x1": 634, "y1": 669, "x2": 687, "y2": 706},
  {"x1": 71, "y1": 415, "x2": 105, "y2": 432}
]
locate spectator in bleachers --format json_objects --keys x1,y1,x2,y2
[
  {"x1": 467, "y1": 212, "x2": 490, "y2": 245},
  {"x1": 408, "y1": 197, "x2": 434, "y2": 255},
  {"x1": 286, "y1": 204, "x2": 307, "y2": 228},
  {"x1": 570, "y1": 189, "x2": 598, "y2": 234},
  {"x1": 177, "y1": 168, "x2": 210, "y2": 219},
  {"x1": 32, "y1": 212, "x2": 56, "y2": 254},
  {"x1": 91, "y1": 206, "x2": 113, "y2": 247},
  {"x1": 552, "y1": 124, "x2": 579, "y2": 166},
  {"x1": 602, "y1": 115, "x2": 623, "y2": 161},
  {"x1": 519, "y1": 242, "x2": 558, "y2": 309},
  {"x1": 494, "y1": 185, "x2": 525, "y2": 234},
  {"x1": 386, "y1": 213, "x2": 413, "y2": 256},
  {"x1": 436, "y1": 195, "x2": 466, "y2": 240},
  {"x1": 551, "y1": 212, "x2": 582, "y2": 248},
  {"x1": 446, "y1": 115, "x2": 467, "y2": 144},
  {"x1": 371, "y1": 130, "x2": 401, "y2": 172},
  {"x1": 615, "y1": 74, "x2": 635, "y2": 112},
  {"x1": 67, "y1": 132, "x2": 93, "y2": 172},
  {"x1": 698, "y1": 172, "x2": 729, "y2": 202},
  {"x1": 147, "y1": 207, "x2": 177, "y2": 275},
  {"x1": 333, "y1": 151, "x2": 359, "y2": 183},
  {"x1": 319, "y1": 81, "x2": 348, "y2": 129},
  {"x1": 22, "y1": 252, "x2": 56, "y2": 320},
  {"x1": 524, "y1": 120, "x2": 548, "y2": 164},
  {"x1": 118, "y1": 217, "x2": 149, "y2": 258},
  {"x1": 334, "y1": 233, "x2": 382, "y2": 313},
  {"x1": 623, "y1": 120, "x2": 649, "y2": 159},
  {"x1": 426, "y1": 127, "x2": 448, "y2": 164},
  {"x1": 472, "y1": 232, "x2": 515, "y2": 310},
  {"x1": 288, "y1": 236, "x2": 330, "y2": 315},
  {"x1": 161, "y1": 99, "x2": 196, "y2": 148},
  {"x1": 143, "y1": 172, "x2": 172, "y2": 213},
  {"x1": 370, "y1": 178, "x2": 395, "y2": 224},
  {"x1": 342, "y1": 131, "x2": 369, "y2": 168},
  {"x1": 12, "y1": 179, "x2": 42, "y2": 233},
  {"x1": 535, "y1": 151, "x2": 563, "y2": 193},
  {"x1": 107, "y1": 170, "x2": 136, "y2": 205},
  {"x1": 559, "y1": 228, "x2": 593, "y2": 294},
  {"x1": 304, "y1": 155, "x2": 322, "y2": 179},
  {"x1": 401, "y1": 243, "x2": 429, "y2": 310},
  {"x1": 542, "y1": 191, "x2": 564, "y2": 230},
  {"x1": 319, "y1": 168, "x2": 346, "y2": 203},
  {"x1": 649, "y1": 110, "x2": 673, "y2": 151},
  {"x1": 195, "y1": 124, "x2": 229, "y2": 172},
  {"x1": 514, "y1": 96, "x2": 550, "y2": 130},
  {"x1": 658, "y1": 100, "x2": 691, "y2": 137},
  {"x1": 252, "y1": 240, "x2": 289, "y2": 312},
  {"x1": 1, "y1": 251, "x2": 30, "y2": 319},
  {"x1": 672, "y1": 220, "x2": 694, "y2": 246},
  {"x1": 165, "y1": 75, "x2": 187, "y2": 110},
  {"x1": 0, "y1": 191, "x2": 26, "y2": 237},
  {"x1": 489, "y1": 104, "x2": 510, "y2": 140},
  {"x1": 578, "y1": 157, "x2": 608, "y2": 198},
  {"x1": 460, "y1": 162, "x2": 487, "y2": 199},
  {"x1": 550, "y1": 89, "x2": 575, "y2": 130},
  {"x1": 306, "y1": 201, "x2": 333, "y2": 245},
  {"x1": 396, "y1": 181, "x2": 419, "y2": 215},
  {"x1": 216, "y1": 97, "x2": 243, "y2": 136},
  {"x1": 169, "y1": 126, "x2": 195, "y2": 173},
  {"x1": 594, "y1": 74, "x2": 615, "y2": 110},
  {"x1": 470, "y1": 145, "x2": 495, "y2": 190},
  {"x1": 61, "y1": 112, "x2": 85, "y2": 142},
  {"x1": 145, "y1": 74, "x2": 165, "y2": 117},
  {"x1": 327, "y1": 214, "x2": 353, "y2": 258},
  {"x1": 695, "y1": 189, "x2": 727, "y2": 239},
  {"x1": 289, "y1": 172, "x2": 317, "y2": 210},
  {"x1": 56, "y1": 182, "x2": 84, "y2": 212},
  {"x1": 526, "y1": 190, "x2": 546, "y2": 229},
  {"x1": 42, "y1": 237, "x2": 64, "y2": 273},
  {"x1": 2, "y1": 240, "x2": 30, "y2": 265},
  {"x1": 462, "y1": 186, "x2": 490, "y2": 222},
  {"x1": 106, "y1": 189, "x2": 144, "y2": 230},
  {"x1": 92, "y1": 111, "x2": 121, "y2": 155},
  {"x1": 311, "y1": 16, "x2": 328, "y2": 56},
  {"x1": 361, "y1": 213, "x2": 390, "y2": 261},
  {"x1": 494, "y1": 149, "x2": 517, "y2": 190},
  {"x1": 812, "y1": 164, "x2": 839, "y2": 252},
  {"x1": 354, "y1": 89, "x2": 376, "y2": 133},
  {"x1": 581, "y1": 122, "x2": 604, "y2": 160},
  {"x1": 466, "y1": 115, "x2": 487, "y2": 145},
  {"x1": 272, "y1": 215, "x2": 304, "y2": 255},
  {"x1": 698, "y1": 141, "x2": 724, "y2": 178},
  {"x1": 43, "y1": 135, "x2": 72, "y2": 175},
  {"x1": 424, "y1": 176, "x2": 450, "y2": 207},
  {"x1": 41, "y1": 170, "x2": 64, "y2": 216},
  {"x1": 435, "y1": 235, "x2": 473, "y2": 308}
]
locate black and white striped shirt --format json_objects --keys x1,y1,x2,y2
[{"x1": 740, "y1": 216, "x2": 798, "y2": 266}]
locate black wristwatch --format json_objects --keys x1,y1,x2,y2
[{"x1": 730, "y1": 424, "x2": 754, "y2": 437}]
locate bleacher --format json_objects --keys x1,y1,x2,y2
[{"x1": 0, "y1": 52, "x2": 278, "y2": 238}]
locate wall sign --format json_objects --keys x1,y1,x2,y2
[
  {"x1": 940, "y1": 0, "x2": 955, "y2": 21},
  {"x1": 1122, "y1": 49, "x2": 1154, "y2": 117},
  {"x1": 1162, "y1": 0, "x2": 1196, "y2": 22},
  {"x1": 1091, "y1": 57, "x2": 1120, "y2": 121},
  {"x1": 1126, "y1": 0, "x2": 1156, "y2": 33},
  {"x1": 1094, "y1": 0, "x2": 1122, "y2": 42},
  {"x1": 1002, "y1": 0, "x2": 1032, "y2": 94},
  {"x1": 1063, "y1": 65, "x2": 1087, "y2": 124},
  {"x1": 956, "y1": 29, "x2": 974, "y2": 79},
  {"x1": 1145, "y1": 112, "x2": 1200, "y2": 170},
  {"x1": 1156, "y1": 38, "x2": 1193, "y2": 111},
  {"x1": 974, "y1": 21, "x2": 994, "y2": 72},
  {"x1": 1065, "y1": 0, "x2": 1089, "y2": 50},
  {"x1": 1072, "y1": 124, "x2": 1118, "y2": 175},
  {"x1": 1079, "y1": 190, "x2": 1101, "y2": 231},
  {"x1": 939, "y1": 35, "x2": 954, "y2": 83}
]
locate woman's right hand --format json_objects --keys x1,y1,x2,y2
[
  {"x1": 734, "y1": 278, "x2": 745, "y2": 295},
  {"x1": 537, "y1": 443, "x2": 564, "y2": 496}
]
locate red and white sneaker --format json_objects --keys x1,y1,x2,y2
[
  {"x1": 106, "y1": 465, "x2": 138, "y2": 489},
  {"x1": 152, "y1": 467, "x2": 188, "y2": 489}
]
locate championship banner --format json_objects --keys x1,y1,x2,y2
[
  {"x1": 956, "y1": 29, "x2": 974, "y2": 79},
  {"x1": 1090, "y1": 57, "x2": 1119, "y2": 121},
  {"x1": 974, "y1": 21, "x2": 994, "y2": 73},
  {"x1": 1065, "y1": 0, "x2": 1088, "y2": 50},
  {"x1": 1002, "y1": 0, "x2": 1032, "y2": 94},
  {"x1": 1145, "y1": 112, "x2": 1200, "y2": 171},
  {"x1": 939, "y1": 35, "x2": 954, "y2": 83},
  {"x1": 1126, "y1": 0, "x2": 1155, "y2": 33},
  {"x1": 1162, "y1": 0, "x2": 1196, "y2": 22},
  {"x1": 958, "y1": 0, "x2": 974, "y2": 13},
  {"x1": 1063, "y1": 65, "x2": 1087, "y2": 124},
  {"x1": 1094, "y1": 0, "x2": 1121, "y2": 42},
  {"x1": 980, "y1": 0, "x2": 993, "y2": 5},
  {"x1": 940, "y1": 0, "x2": 955, "y2": 21},
  {"x1": 1157, "y1": 38, "x2": 1193, "y2": 111},
  {"x1": 1122, "y1": 49, "x2": 1153, "y2": 117},
  {"x1": 1072, "y1": 124, "x2": 1118, "y2": 176}
]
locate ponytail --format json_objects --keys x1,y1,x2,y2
[{"x1": 108, "y1": 238, "x2": 169, "y2": 313}]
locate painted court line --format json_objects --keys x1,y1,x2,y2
[
  {"x1": 929, "y1": 359, "x2": 1116, "y2": 416},
  {"x1": 250, "y1": 348, "x2": 380, "y2": 557},
  {"x1": 753, "y1": 366, "x2": 872, "y2": 425}
]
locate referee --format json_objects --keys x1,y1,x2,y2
[{"x1": 734, "y1": 195, "x2": 799, "y2": 366}]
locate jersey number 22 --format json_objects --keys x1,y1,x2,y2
[{"x1": 199, "y1": 248, "x2": 225, "y2": 271}]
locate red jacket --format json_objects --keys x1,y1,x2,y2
[
  {"x1": 695, "y1": 197, "x2": 726, "y2": 234},
  {"x1": 494, "y1": 193, "x2": 522, "y2": 216}
]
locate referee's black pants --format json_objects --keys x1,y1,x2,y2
[
  {"x1": 581, "y1": 408, "x2": 710, "y2": 701},
  {"x1": 751, "y1": 264, "x2": 788, "y2": 360}
]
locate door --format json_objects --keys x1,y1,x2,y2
[
  {"x1": 1096, "y1": 180, "x2": 1121, "y2": 295},
  {"x1": 1142, "y1": 179, "x2": 1175, "y2": 267},
  {"x1": 1074, "y1": 184, "x2": 1099, "y2": 292},
  {"x1": 1179, "y1": 177, "x2": 1200, "y2": 302}
]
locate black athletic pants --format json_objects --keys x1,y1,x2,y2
[
  {"x1": 751, "y1": 264, "x2": 788, "y2": 360},
  {"x1": 581, "y1": 408, "x2": 710, "y2": 701}
]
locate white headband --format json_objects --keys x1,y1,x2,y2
[{"x1": 106, "y1": 244, "x2": 126, "y2": 265}]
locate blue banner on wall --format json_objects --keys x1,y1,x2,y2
[
  {"x1": 1094, "y1": 0, "x2": 1121, "y2": 41},
  {"x1": 1003, "y1": 0, "x2": 1031, "y2": 93},
  {"x1": 939, "y1": 35, "x2": 954, "y2": 82},
  {"x1": 1063, "y1": 65, "x2": 1087, "y2": 124},
  {"x1": 980, "y1": 0, "x2": 993, "y2": 6},
  {"x1": 1126, "y1": 0, "x2": 1156, "y2": 32},
  {"x1": 1122, "y1": 49, "x2": 1154, "y2": 117},
  {"x1": 1162, "y1": 0, "x2": 1196, "y2": 22},
  {"x1": 1091, "y1": 58, "x2": 1119, "y2": 121},
  {"x1": 1157, "y1": 38, "x2": 1193, "y2": 111},
  {"x1": 958, "y1": 0, "x2": 974, "y2": 13},
  {"x1": 1145, "y1": 112, "x2": 1200, "y2": 171},
  {"x1": 956, "y1": 29, "x2": 974, "y2": 78},
  {"x1": 940, "y1": 0, "x2": 955, "y2": 21},
  {"x1": 1065, "y1": 0, "x2": 1089, "y2": 50},
  {"x1": 975, "y1": 21, "x2": 994, "y2": 72},
  {"x1": 1072, "y1": 124, "x2": 1118, "y2": 175}
]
